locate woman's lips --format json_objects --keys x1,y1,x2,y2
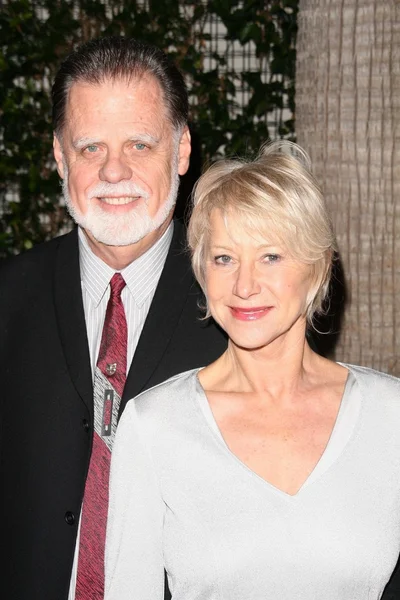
[{"x1": 229, "y1": 306, "x2": 273, "y2": 321}]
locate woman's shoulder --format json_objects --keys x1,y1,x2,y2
[
  {"x1": 123, "y1": 368, "x2": 201, "y2": 420},
  {"x1": 117, "y1": 368, "x2": 203, "y2": 450},
  {"x1": 343, "y1": 362, "x2": 400, "y2": 397}
]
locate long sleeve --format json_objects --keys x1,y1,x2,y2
[{"x1": 105, "y1": 403, "x2": 165, "y2": 600}]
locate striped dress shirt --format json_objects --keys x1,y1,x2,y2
[{"x1": 78, "y1": 222, "x2": 173, "y2": 374}]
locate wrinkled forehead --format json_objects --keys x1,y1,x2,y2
[{"x1": 64, "y1": 73, "x2": 169, "y2": 128}]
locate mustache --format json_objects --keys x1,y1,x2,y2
[{"x1": 88, "y1": 181, "x2": 149, "y2": 199}]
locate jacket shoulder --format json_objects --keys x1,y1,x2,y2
[
  {"x1": 0, "y1": 230, "x2": 77, "y2": 313},
  {"x1": 0, "y1": 230, "x2": 75, "y2": 281}
]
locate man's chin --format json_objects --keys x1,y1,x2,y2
[
  {"x1": 70, "y1": 198, "x2": 175, "y2": 249},
  {"x1": 87, "y1": 229, "x2": 151, "y2": 247},
  {"x1": 75, "y1": 213, "x2": 154, "y2": 247}
]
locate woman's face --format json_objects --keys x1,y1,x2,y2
[{"x1": 204, "y1": 209, "x2": 313, "y2": 351}]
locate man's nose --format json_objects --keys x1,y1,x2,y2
[{"x1": 99, "y1": 153, "x2": 133, "y2": 183}]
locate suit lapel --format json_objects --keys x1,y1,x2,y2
[
  {"x1": 121, "y1": 221, "x2": 193, "y2": 406},
  {"x1": 53, "y1": 228, "x2": 93, "y2": 414}
]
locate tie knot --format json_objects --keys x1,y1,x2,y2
[{"x1": 109, "y1": 273, "x2": 126, "y2": 298}]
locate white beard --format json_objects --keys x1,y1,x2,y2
[{"x1": 62, "y1": 158, "x2": 180, "y2": 247}]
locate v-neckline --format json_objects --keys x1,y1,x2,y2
[{"x1": 193, "y1": 367, "x2": 359, "y2": 499}]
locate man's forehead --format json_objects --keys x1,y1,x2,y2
[
  {"x1": 67, "y1": 73, "x2": 163, "y2": 104},
  {"x1": 63, "y1": 74, "x2": 169, "y2": 136}
]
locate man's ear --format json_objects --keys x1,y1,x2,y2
[
  {"x1": 53, "y1": 135, "x2": 65, "y2": 179},
  {"x1": 178, "y1": 126, "x2": 191, "y2": 176}
]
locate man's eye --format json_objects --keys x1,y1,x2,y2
[
  {"x1": 134, "y1": 143, "x2": 147, "y2": 151},
  {"x1": 85, "y1": 145, "x2": 98, "y2": 153},
  {"x1": 214, "y1": 255, "x2": 232, "y2": 265}
]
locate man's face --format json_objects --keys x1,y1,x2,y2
[{"x1": 53, "y1": 76, "x2": 191, "y2": 250}]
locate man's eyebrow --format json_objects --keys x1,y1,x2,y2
[
  {"x1": 128, "y1": 133, "x2": 160, "y2": 145},
  {"x1": 72, "y1": 138, "x2": 101, "y2": 150},
  {"x1": 71, "y1": 133, "x2": 160, "y2": 150}
]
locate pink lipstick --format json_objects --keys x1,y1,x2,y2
[{"x1": 229, "y1": 306, "x2": 272, "y2": 321}]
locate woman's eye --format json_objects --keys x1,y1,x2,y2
[
  {"x1": 214, "y1": 255, "x2": 232, "y2": 265},
  {"x1": 264, "y1": 254, "x2": 281, "y2": 263}
]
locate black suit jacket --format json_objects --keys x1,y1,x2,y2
[
  {"x1": 0, "y1": 221, "x2": 227, "y2": 600},
  {"x1": 382, "y1": 557, "x2": 400, "y2": 599}
]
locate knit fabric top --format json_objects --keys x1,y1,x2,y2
[{"x1": 105, "y1": 364, "x2": 400, "y2": 600}]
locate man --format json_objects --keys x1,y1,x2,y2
[{"x1": 0, "y1": 36, "x2": 226, "y2": 600}]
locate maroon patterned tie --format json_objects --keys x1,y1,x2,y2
[{"x1": 76, "y1": 273, "x2": 127, "y2": 599}]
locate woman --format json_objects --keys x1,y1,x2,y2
[{"x1": 105, "y1": 141, "x2": 400, "y2": 600}]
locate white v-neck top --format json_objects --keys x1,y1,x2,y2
[{"x1": 105, "y1": 365, "x2": 400, "y2": 600}]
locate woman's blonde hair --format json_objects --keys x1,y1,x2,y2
[{"x1": 187, "y1": 141, "x2": 337, "y2": 325}]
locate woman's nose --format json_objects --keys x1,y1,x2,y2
[{"x1": 233, "y1": 264, "x2": 261, "y2": 298}]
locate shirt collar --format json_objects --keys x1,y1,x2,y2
[{"x1": 78, "y1": 223, "x2": 173, "y2": 307}]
